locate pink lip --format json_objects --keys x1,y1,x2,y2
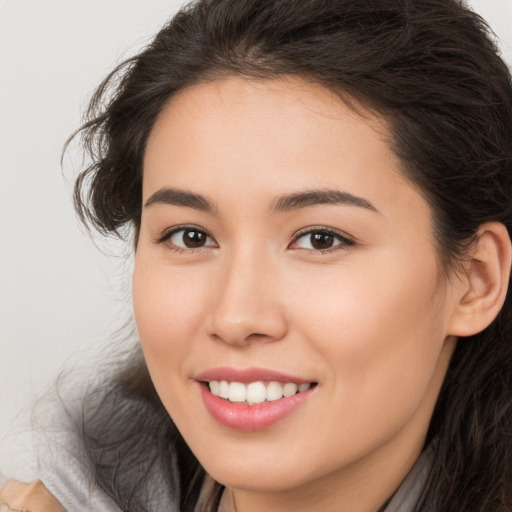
[
  {"x1": 196, "y1": 366, "x2": 312, "y2": 384},
  {"x1": 196, "y1": 367, "x2": 316, "y2": 431}
]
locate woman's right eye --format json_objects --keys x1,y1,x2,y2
[{"x1": 160, "y1": 228, "x2": 217, "y2": 251}]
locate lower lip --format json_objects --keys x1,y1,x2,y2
[{"x1": 199, "y1": 383, "x2": 314, "y2": 431}]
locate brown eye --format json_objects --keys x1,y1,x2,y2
[
  {"x1": 291, "y1": 228, "x2": 354, "y2": 252},
  {"x1": 310, "y1": 232, "x2": 334, "y2": 250},
  {"x1": 167, "y1": 228, "x2": 216, "y2": 250},
  {"x1": 183, "y1": 230, "x2": 207, "y2": 248}
]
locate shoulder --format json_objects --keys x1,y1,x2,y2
[{"x1": 0, "y1": 479, "x2": 64, "y2": 512}]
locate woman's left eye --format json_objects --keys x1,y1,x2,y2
[{"x1": 290, "y1": 229, "x2": 355, "y2": 252}]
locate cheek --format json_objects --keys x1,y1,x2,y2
[
  {"x1": 132, "y1": 255, "x2": 208, "y2": 383},
  {"x1": 289, "y1": 250, "x2": 446, "y2": 429},
  {"x1": 131, "y1": 255, "x2": 217, "y2": 438},
  {"x1": 293, "y1": 249, "x2": 442, "y2": 346}
]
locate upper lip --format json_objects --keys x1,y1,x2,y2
[{"x1": 195, "y1": 367, "x2": 314, "y2": 384}]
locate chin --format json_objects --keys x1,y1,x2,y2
[{"x1": 210, "y1": 465, "x2": 307, "y2": 493}]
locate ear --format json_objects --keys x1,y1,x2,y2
[{"x1": 448, "y1": 222, "x2": 512, "y2": 337}]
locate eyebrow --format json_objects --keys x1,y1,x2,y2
[
  {"x1": 270, "y1": 189, "x2": 379, "y2": 214},
  {"x1": 145, "y1": 187, "x2": 216, "y2": 213},
  {"x1": 144, "y1": 186, "x2": 379, "y2": 215}
]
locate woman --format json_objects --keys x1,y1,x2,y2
[{"x1": 2, "y1": 0, "x2": 511, "y2": 511}]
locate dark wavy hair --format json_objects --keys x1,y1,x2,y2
[{"x1": 67, "y1": 0, "x2": 512, "y2": 510}]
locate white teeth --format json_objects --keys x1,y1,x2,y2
[
  {"x1": 282, "y1": 383, "x2": 298, "y2": 397},
  {"x1": 228, "y1": 381, "x2": 247, "y2": 402},
  {"x1": 266, "y1": 381, "x2": 284, "y2": 401},
  {"x1": 209, "y1": 380, "x2": 220, "y2": 396},
  {"x1": 246, "y1": 382, "x2": 266, "y2": 404},
  {"x1": 208, "y1": 380, "x2": 312, "y2": 404},
  {"x1": 219, "y1": 380, "x2": 229, "y2": 399}
]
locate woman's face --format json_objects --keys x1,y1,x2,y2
[{"x1": 133, "y1": 76, "x2": 458, "y2": 500}]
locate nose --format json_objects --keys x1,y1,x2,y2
[{"x1": 207, "y1": 249, "x2": 288, "y2": 347}]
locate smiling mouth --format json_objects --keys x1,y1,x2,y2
[{"x1": 206, "y1": 380, "x2": 317, "y2": 405}]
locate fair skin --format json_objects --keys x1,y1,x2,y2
[{"x1": 132, "y1": 76, "x2": 511, "y2": 512}]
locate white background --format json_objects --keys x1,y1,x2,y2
[{"x1": 1, "y1": 0, "x2": 511, "y2": 480}]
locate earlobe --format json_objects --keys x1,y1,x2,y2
[{"x1": 448, "y1": 222, "x2": 512, "y2": 337}]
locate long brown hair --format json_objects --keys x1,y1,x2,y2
[{"x1": 68, "y1": 1, "x2": 512, "y2": 510}]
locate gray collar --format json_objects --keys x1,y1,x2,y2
[{"x1": 382, "y1": 444, "x2": 433, "y2": 512}]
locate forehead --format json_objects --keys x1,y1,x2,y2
[
  {"x1": 146, "y1": 77, "x2": 391, "y2": 168},
  {"x1": 143, "y1": 76, "x2": 426, "y2": 223}
]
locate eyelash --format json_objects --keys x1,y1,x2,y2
[
  {"x1": 289, "y1": 227, "x2": 356, "y2": 253},
  {"x1": 156, "y1": 225, "x2": 356, "y2": 254},
  {"x1": 156, "y1": 225, "x2": 216, "y2": 254}
]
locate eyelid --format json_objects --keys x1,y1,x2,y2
[
  {"x1": 156, "y1": 224, "x2": 218, "y2": 251},
  {"x1": 288, "y1": 226, "x2": 356, "y2": 252},
  {"x1": 154, "y1": 224, "x2": 355, "y2": 253}
]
